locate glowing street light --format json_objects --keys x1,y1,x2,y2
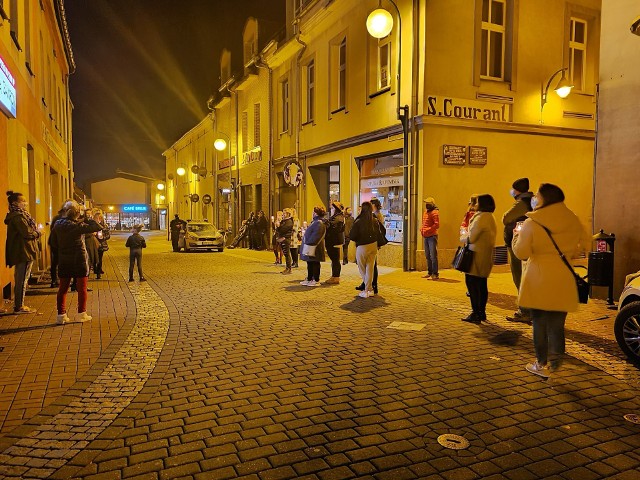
[
  {"x1": 366, "y1": 8, "x2": 394, "y2": 38},
  {"x1": 541, "y1": 67, "x2": 574, "y2": 112},
  {"x1": 159, "y1": 195, "x2": 166, "y2": 201},
  {"x1": 176, "y1": 167, "x2": 186, "y2": 176},
  {"x1": 214, "y1": 138, "x2": 227, "y2": 151},
  {"x1": 157, "y1": 182, "x2": 165, "y2": 190}
]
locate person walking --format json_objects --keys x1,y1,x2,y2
[
  {"x1": 324, "y1": 201, "x2": 345, "y2": 285},
  {"x1": 503, "y1": 177, "x2": 534, "y2": 323},
  {"x1": 513, "y1": 184, "x2": 589, "y2": 378},
  {"x1": 461, "y1": 194, "x2": 497, "y2": 324},
  {"x1": 277, "y1": 208, "x2": 294, "y2": 274},
  {"x1": 50, "y1": 200, "x2": 102, "y2": 324},
  {"x1": 290, "y1": 209, "x2": 301, "y2": 268},
  {"x1": 94, "y1": 211, "x2": 110, "y2": 280},
  {"x1": 126, "y1": 225, "x2": 147, "y2": 282},
  {"x1": 169, "y1": 214, "x2": 185, "y2": 252},
  {"x1": 4, "y1": 191, "x2": 41, "y2": 314},
  {"x1": 420, "y1": 197, "x2": 440, "y2": 280},
  {"x1": 299, "y1": 206, "x2": 327, "y2": 287},
  {"x1": 49, "y1": 206, "x2": 65, "y2": 288},
  {"x1": 349, "y1": 202, "x2": 379, "y2": 298},
  {"x1": 343, "y1": 207, "x2": 354, "y2": 265}
]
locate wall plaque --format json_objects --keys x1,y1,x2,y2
[
  {"x1": 468, "y1": 146, "x2": 487, "y2": 165},
  {"x1": 443, "y1": 145, "x2": 466, "y2": 165}
]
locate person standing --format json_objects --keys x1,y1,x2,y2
[
  {"x1": 94, "y1": 211, "x2": 111, "y2": 279},
  {"x1": 256, "y1": 211, "x2": 268, "y2": 250},
  {"x1": 126, "y1": 225, "x2": 147, "y2": 282},
  {"x1": 271, "y1": 212, "x2": 283, "y2": 264},
  {"x1": 461, "y1": 194, "x2": 497, "y2": 324},
  {"x1": 51, "y1": 201, "x2": 102, "y2": 324},
  {"x1": 247, "y1": 212, "x2": 257, "y2": 250},
  {"x1": 513, "y1": 184, "x2": 589, "y2": 378},
  {"x1": 343, "y1": 207, "x2": 354, "y2": 265},
  {"x1": 300, "y1": 206, "x2": 327, "y2": 287},
  {"x1": 324, "y1": 201, "x2": 345, "y2": 285},
  {"x1": 4, "y1": 191, "x2": 40, "y2": 314},
  {"x1": 277, "y1": 208, "x2": 294, "y2": 274},
  {"x1": 349, "y1": 202, "x2": 379, "y2": 298},
  {"x1": 49, "y1": 207, "x2": 65, "y2": 288},
  {"x1": 290, "y1": 209, "x2": 301, "y2": 268},
  {"x1": 503, "y1": 177, "x2": 533, "y2": 323},
  {"x1": 356, "y1": 198, "x2": 384, "y2": 294},
  {"x1": 170, "y1": 214, "x2": 185, "y2": 252},
  {"x1": 420, "y1": 197, "x2": 440, "y2": 280}
]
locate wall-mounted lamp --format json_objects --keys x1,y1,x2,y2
[
  {"x1": 159, "y1": 195, "x2": 166, "y2": 201},
  {"x1": 176, "y1": 167, "x2": 186, "y2": 176},
  {"x1": 541, "y1": 67, "x2": 574, "y2": 112},
  {"x1": 214, "y1": 138, "x2": 228, "y2": 151},
  {"x1": 157, "y1": 182, "x2": 165, "y2": 190},
  {"x1": 366, "y1": 7, "x2": 393, "y2": 38}
]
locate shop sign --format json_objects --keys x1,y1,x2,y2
[
  {"x1": 122, "y1": 204, "x2": 148, "y2": 212},
  {"x1": 242, "y1": 147, "x2": 262, "y2": 165},
  {"x1": 218, "y1": 156, "x2": 236, "y2": 170},
  {"x1": 361, "y1": 176, "x2": 403, "y2": 188},
  {"x1": 283, "y1": 160, "x2": 303, "y2": 187},
  {"x1": 202, "y1": 194, "x2": 212, "y2": 205},
  {"x1": 443, "y1": 145, "x2": 467, "y2": 165},
  {"x1": 426, "y1": 95, "x2": 510, "y2": 122},
  {"x1": 0, "y1": 54, "x2": 16, "y2": 118},
  {"x1": 468, "y1": 146, "x2": 487, "y2": 165}
]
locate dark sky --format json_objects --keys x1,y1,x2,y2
[{"x1": 66, "y1": 0, "x2": 286, "y2": 190}]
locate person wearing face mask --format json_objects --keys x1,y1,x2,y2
[
  {"x1": 300, "y1": 206, "x2": 327, "y2": 286},
  {"x1": 4, "y1": 191, "x2": 41, "y2": 314},
  {"x1": 512, "y1": 184, "x2": 589, "y2": 378},
  {"x1": 276, "y1": 208, "x2": 294, "y2": 274},
  {"x1": 503, "y1": 178, "x2": 534, "y2": 323},
  {"x1": 420, "y1": 197, "x2": 440, "y2": 280},
  {"x1": 324, "y1": 201, "x2": 345, "y2": 284}
]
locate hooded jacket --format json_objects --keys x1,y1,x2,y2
[
  {"x1": 502, "y1": 192, "x2": 533, "y2": 245},
  {"x1": 420, "y1": 206, "x2": 439, "y2": 238},
  {"x1": 50, "y1": 218, "x2": 101, "y2": 278},
  {"x1": 4, "y1": 211, "x2": 40, "y2": 267},
  {"x1": 512, "y1": 202, "x2": 590, "y2": 312}
]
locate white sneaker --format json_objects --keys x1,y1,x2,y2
[
  {"x1": 526, "y1": 361, "x2": 549, "y2": 378},
  {"x1": 56, "y1": 314, "x2": 71, "y2": 325},
  {"x1": 300, "y1": 279, "x2": 311, "y2": 286},
  {"x1": 311, "y1": 281, "x2": 321, "y2": 287},
  {"x1": 306, "y1": 280, "x2": 317, "y2": 287},
  {"x1": 358, "y1": 291, "x2": 370, "y2": 298},
  {"x1": 76, "y1": 312, "x2": 92, "y2": 322}
]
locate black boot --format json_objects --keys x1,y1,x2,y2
[
  {"x1": 355, "y1": 283, "x2": 365, "y2": 291},
  {"x1": 462, "y1": 313, "x2": 481, "y2": 324}
]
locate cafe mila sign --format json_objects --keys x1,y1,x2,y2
[{"x1": 426, "y1": 95, "x2": 510, "y2": 123}]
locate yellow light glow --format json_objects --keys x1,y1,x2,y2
[
  {"x1": 108, "y1": 205, "x2": 114, "y2": 211},
  {"x1": 214, "y1": 138, "x2": 227, "y2": 151},
  {"x1": 554, "y1": 75, "x2": 573, "y2": 99},
  {"x1": 366, "y1": 8, "x2": 393, "y2": 39},
  {"x1": 157, "y1": 182, "x2": 165, "y2": 190},
  {"x1": 176, "y1": 167, "x2": 186, "y2": 176},
  {"x1": 159, "y1": 195, "x2": 165, "y2": 201}
]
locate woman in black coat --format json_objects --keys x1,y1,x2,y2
[
  {"x1": 50, "y1": 201, "x2": 101, "y2": 324},
  {"x1": 324, "y1": 201, "x2": 345, "y2": 284},
  {"x1": 299, "y1": 206, "x2": 327, "y2": 287},
  {"x1": 276, "y1": 209, "x2": 294, "y2": 274}
]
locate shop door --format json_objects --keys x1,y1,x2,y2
[{"x1": 308, "y1": 162, "x2": 339, "y2": 210}]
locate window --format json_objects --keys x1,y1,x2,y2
[
  {"x1": 24, "y1": 0, "x2": 33, "y2": 73},
  {"x1": 338, "y1": 37, "x2": 346, "y2": 109},
  {"x1": 253, "y1": 103, "x2": 260, "y2": 148},
  {"x1": 480, "y1": 0, "x2": 506, "y2": 80},
  {"x1": 330, "y1": 36, "x2": 347, "y2": 112},
  {"x1": 10, "y1": 0, "x2": 22, "y2": 50},
  {"x1": 241, "y1": 111, "x2": 248, "y2": 151},
  {"x1": 377, "y1": 37, "x2": 391, "y2": 90},
  {"x1": 281, "y1": 79, "x2": 290, "y2": 133},
  {"x1": 305, "y1": 60, "x2": 315, "y2": 123},
  {"x1": 569, "y1": 17, "x2": 587, "y2": 92}
]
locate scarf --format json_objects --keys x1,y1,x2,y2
[{"x1": 9, "y1": 203, "x2": 39, "y2": 235}]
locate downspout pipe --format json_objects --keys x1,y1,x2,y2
[{"x1": 294, "y1": 21, "x2": 308, "y2": 217}]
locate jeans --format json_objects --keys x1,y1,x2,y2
[
  {"x1": 58, "y1": 276, "x2": 88, "y2": 314},
  {"x1": 96, "y1": 250, "x2": 105, "y2": 275},
  {"x1": 129, "y1": 248, "x2": 144, "y2": 279},
  {"x1": 327, "y1": 245, "x2": 341, "y2": 277},
  {"x1": 343, "y1": 239, "x2": 350, "y2": 263},
  {"x1": 508, "y1": 247, "x2": 522, "y2": 291},
  {"x1": 424, "y1": 235, "x2": 438, "y2": 275},
  {"x1": 281, "y1": 239, "x2": 292, "y2": 269},
  {"x1": 465, "y1": 274, "x2": 488, "y2": 319},
  {"x1": 291, "y1": 248, "x2": 298, "y2": 266},
  {"x1": 307, "y1": 261, "x2": 320, "y2": 281},
  {"x1": 171, "y1": 232, "x2": 180, "y2": 251},
  {"x1": 356, "y1": 242, "x2": 378, "y2": 292},
  {"x1": 531, "y1": 309, "x2": 567, "y2": 367},
  {"x1": 14, "y1": 261, "x2": 33, "y2": 310}
]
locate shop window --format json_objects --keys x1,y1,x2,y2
[
  {"x1": 569, "y1": 17, "x2": 587, "y2": 92},
  {"x1": 330, "y1": 36, "x2": 347, "y2": 113},
  {"x1": 478, "y1": 0, "x2": 513, "y2": 82},
  {"x1": 329, "y1": 164, "x2": 340, "y2": 206},
  {"x1": 377, "y1": 37, "x2": 391, "y2": 90},
  {"x1": 359, "y1": 153, "x2": 404, "y2": 244}
]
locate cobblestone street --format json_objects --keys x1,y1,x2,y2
[{"x1": 1, "y1": 231, "x2": 639, "y2": 479}]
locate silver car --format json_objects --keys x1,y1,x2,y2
[
  {"x1": 615, "y1": 274, "x2": 640, "y2": 366},
  {"x1": 179, "y1": 221, "x2": 225, "y2": 252}
]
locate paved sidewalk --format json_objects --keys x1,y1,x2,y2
[{"x1": 0, "y1": 233, "x2": 639, "y2": 479}]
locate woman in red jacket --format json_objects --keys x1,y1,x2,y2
[{"x1": 420, "y1": 197, "x2": 440, "y2": 279}]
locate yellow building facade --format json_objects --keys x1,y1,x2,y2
[{"x1": 0, "y1": 0, "x2": 74, "y2": 296}]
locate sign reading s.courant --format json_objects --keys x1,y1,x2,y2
[{"x1": 426, "y1": 96, "x2": 510, "y2": 123}]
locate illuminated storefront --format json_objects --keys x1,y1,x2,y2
[{"x1": 99, "y1": 204, "x2": 151, "y2": 230}]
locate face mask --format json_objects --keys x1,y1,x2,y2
[
  {"x1": 531, "y1": 197, "x2": 539, "y2": 209},
  {"x1": 510, "y1": 189, "x2": 517, "y2": 198}
]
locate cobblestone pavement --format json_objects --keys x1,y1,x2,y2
[{"x1": 1, "y1": 231, "x2": 639, "y2": 479}]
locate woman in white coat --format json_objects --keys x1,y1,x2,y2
[{"x1": 512, "y1": 183, "x2": 589, "y2": 378}]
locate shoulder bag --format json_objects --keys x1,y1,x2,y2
[
  {"x1": 376, "y1": 219, "x2": 389, "y2": 248},
  {"x1": 537, "y1": 223, "x2": 589, "y2": 304},
  {"x1": 452, "y1": 240, "x2": 473, "y2": 273},
  {"x1": 301, "y1": 224, "x2": 326, "y2": 257}
]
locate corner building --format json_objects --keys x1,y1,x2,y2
[{"x1": 0, "y1": 0, "x2": 75, "y2": 296}]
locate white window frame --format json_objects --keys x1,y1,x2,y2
[
  {"x1": 569, "y1": 17, "x2": 587, "y2": 92},
  {"x1": 253, "y1": 103, "x2": 260, "y2": 148},
  {"x1": 480, "y1": 0, "x2": 506, "y2": 81},
  {"x1": 377, "y1": 36, "x2": 391, "y2": 91},
  {"x1": 306, "y1": 61, "x2": 315, "y2": 123}
]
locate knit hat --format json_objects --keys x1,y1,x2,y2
[{"x1": 512, "y1": 178, "x2": 529, "y2": 193}]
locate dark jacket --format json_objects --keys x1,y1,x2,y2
[
  {"x1": 325, "y1": 212, "x2": 345, "y2": 247},
  {"x1": 50, "y1": 218, "x2": 101, "y2": 278},
  {"x1": 256, "y1": 215, "x2": 268, "y2": 233},
  {"x1": 126, "y1": 233, "x2": 147, "y2": 250},
  {"x1": 276, "y1": 217, "x2": 294, "y2": 239},
  {"x1": 348, "y1": 214, "x2": 378, "y2": 247},
  {"x1": 344, "y1": 214, "x2": 354, "y2": 240},
  {"x1": 300, "y1": 218, "x2": 326, "y2": 262},
  {"x1": 97, "y1": 224, "x2": 111, "y2": 251},
  {"x1": 170, "y1": 218, "x2": 186, "y2": 234},
  {"x1": 4, "y1": 211, "x2": 40, "y2": 267},
  {"x1": 503, "y1": 192, "x2": 533, "y2": 245}
]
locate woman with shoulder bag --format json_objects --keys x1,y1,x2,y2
[
  {"x1": 299, "y1": 206, "x2": 327, "y2": 287},
  {"x1": 512, "y1": 183, "x2": 590, "y2": 378},
  {"x1": 348, "y1": 202, "x2": 379, "y2": 298},
  {"x1": 94, "y1": 211, "x2": 110, "y2": 279},
  {"x1": 462, "y1": 194, "x2": 497, "y2": 324}
]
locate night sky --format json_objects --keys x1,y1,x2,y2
[{"x1": 66, "y1": 0, "x2": 286, "y2": 190}]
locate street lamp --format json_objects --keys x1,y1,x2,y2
[
  {"x1": 176, "y1": 167, "x2": 186, "y2": 176},
  {"x1": 157, "y1": 182, "x2": 165, "y2": 190},
  {"x1": 366, "y1": 0, "x2": 410, "y2": 271},
  {"x1": 541, "y1": 67, "x2": 574, "y2": 112}
]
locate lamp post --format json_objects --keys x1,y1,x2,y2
[
  {"x1": 366, "y1": 0, "x2": 410, "y2": 271},
  {"x1": 214, "y1": 132, "x2": 235, "y2": 234},
  {"x1": 541, "y1": 67, "x2": 574, "y2": 118}
]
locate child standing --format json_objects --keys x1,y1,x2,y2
[{"x1": 125, "y1": 225, "x2": 146, "y2": 282}]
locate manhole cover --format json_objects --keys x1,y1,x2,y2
[
  {"x1": 437, "y1": 434, "x2": 470, "y2": 450},
  {"x1": 624, "y1": 414, "x2": 640, "y2": 425}
]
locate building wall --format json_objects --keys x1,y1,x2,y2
[
  {"x1": 594, "y1": 0, "x2": 640, "y2": 294},
  {"x1": 1, "y1": 0, "x2": 73, "y2": 296},
  {"x1": 90, "y1": 178, "x2": 148, "y2": 205}
]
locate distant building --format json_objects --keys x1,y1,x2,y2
[{"x1": 1, "y1": 0, "x2": 75, "y2": 296}]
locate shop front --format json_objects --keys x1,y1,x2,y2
[{"x1": 100, "y1": 204, "x2": 151, "y2": 231}]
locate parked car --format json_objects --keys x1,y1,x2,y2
[
  {"x1": 178, "y1": 221, "x2": 225, "y2": 252},
  {"x1": 615, "y1": 274, "x2": 640, "y2": 366}
]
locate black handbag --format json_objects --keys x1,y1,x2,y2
[
  {"x1": 452, "y1": 241, "x2": 474, "y2": 273},
  {"x1": 376, "y1": 220, "x2": 389, "y2": 248},
  {"x1": 537, "y1": 223, "x2": 589, "y2": 304}
]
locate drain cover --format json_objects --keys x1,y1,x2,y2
[
  {"x1": 624, "y1": 414, "x2": 640, "y2": 425},
  {"x1": 437, "y1": 434, "x2": 470, "y2": 450}
]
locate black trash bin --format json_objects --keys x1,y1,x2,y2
[{"x1": 588, "y1": 251, "x2": 613, "y2": 286}]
